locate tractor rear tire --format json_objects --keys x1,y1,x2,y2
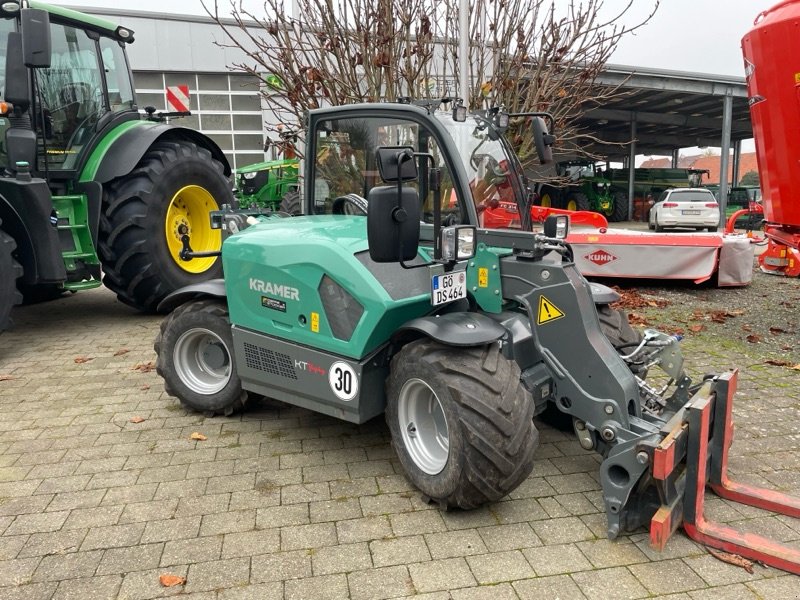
[
  {"x1": 278, "y1": 190, "x2": 302, "y2": 216},
  {"x1": 565, "y1": 192, "x2": 590, "y2": 212},
  {"x1": 610, "y1": 191, "x2": 629, "y2": 222},
  {"x1": 386, "y1": 339, "x2": 539, "y2": 510},
  {"x1": 0, "y1": 226, "x2": 23, "y2": 332},
  {"x1": 99, "y1": 140, "x2": 231, "y2": 312},
  {"x1": 155, "y1": 299, "x2": 247, "y2": 416},
  {"x1": 538, "y1": 185, "x2": 561, "y2": 209}
]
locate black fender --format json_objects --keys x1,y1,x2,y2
[
  {"x1": 394, "y1": 312, "x2": 507, "y2": 347},
  {"x1": 93, "y1": 124, "x2": 231, "y2": 184},
  {"x1": 0, "y1": 184, "x2": 66, "y2": 285},
  {"x1": 157, "y1": 279, "x2": 227, "y2": 313},
  {"x1": 589, "y1": 282, "x2": 621, "y2": 305}
]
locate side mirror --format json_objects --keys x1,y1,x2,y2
[
  {"x1": 367, "y1": 186, "x2": 420, "y2": 262},
  {"x1": 376, "y1": 146, "x2": 417, "y2": 183},
  {"x1": 532, "y1": 117, "x2": 555, "y2": 165},
  {"x1": 20, "y1": 8, "x2": 51, "y2": 68},
  {"x1": 4, "y1": 32, "x2": 29, "y2": 109}
]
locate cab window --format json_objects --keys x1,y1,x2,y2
[
  {"x1": 99, "y1": 38, "x2": 135, "y2": 113},
  {"x1": 310, "y1": 115, "x2": 464, "y2": 224}
]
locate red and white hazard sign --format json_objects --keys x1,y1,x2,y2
[{"x1": 166, "y1": 85, "x2": 190, "y2": 112}]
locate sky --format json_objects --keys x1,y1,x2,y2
[{"x1": 61, "y1": 0, "x2": 760, "y2": 78}]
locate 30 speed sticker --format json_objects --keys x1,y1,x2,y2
[{"x1": 328, "y1": 361, "x2": 358, "y2": 401}]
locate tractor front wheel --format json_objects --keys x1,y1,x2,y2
[
  {"x1": 565, "y1": 192, "x2": 590, "y2": 212},
  {"x1": 155, "y1": 299, "x2": 247, "y2": 416},
  {"x1": 99, "y1": 140, "x2": 232, "y2": 312},
  {"x1": 0, "y1": 225, "x2": 22, "y2": 332},
  {"x1": 278, "y1": 190, "x2": 302, "y2": 215},
  {"x1": 386, "y1": 339, "x2": 539, "y2": 509},
  {"x1": 610, "y1": 191, "x2": 629, "y2": 222}
]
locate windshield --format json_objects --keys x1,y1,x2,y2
[{"x1": 435, "y1": 113, "x2": 521, "y2": 209}]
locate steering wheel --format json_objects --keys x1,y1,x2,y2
[{"x1": 331, "y1": 193, "x2": 368, "y2": 216}]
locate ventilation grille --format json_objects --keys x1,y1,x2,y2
[
  {"x1": 319, "y1": 275, "x2": 364, "y2": 341},
  {"x1": 243, "y1": 343, "x2": 297, "y2": 379}
]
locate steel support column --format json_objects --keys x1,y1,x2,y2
[
  {"x1": 672, "y1": 148, "x2": 680, "y2": 168},
  {"x1": 718, "y1": 93, "x2": 733, "y2": 226},
  {"x1": 459, "y1": 0, "x2": 469, "y2": 107},
  {"x1": 732, "y1": 139, "x2": 742, "y2": 186},
  {"x1": 628, "y1": 114, "x2": 637, "y2": 220}
]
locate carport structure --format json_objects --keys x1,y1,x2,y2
[{"x1": 574, "y1": 64, "x2": 753, "y2": 217}]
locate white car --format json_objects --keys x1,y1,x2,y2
[{"x1": 648, "y1": 188, "x2": 720, "y2": 232}]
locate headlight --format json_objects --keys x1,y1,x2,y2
[
  {"x1": 440, "y1": 225, "x2": 476, "y2": 262},
  {"x1": 242, "y1": 172, "x2": 258, "y2": 180},
  {"x1": 543, "y1": 215, "x2": 569, "y2": 239}
]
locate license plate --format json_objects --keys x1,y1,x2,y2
[
  {"x1": 431, "y1": 271, "x2": 467, "y2": 306},
  {"x1": 682, "y1": 210, "x2": 701, "y2": 215}
]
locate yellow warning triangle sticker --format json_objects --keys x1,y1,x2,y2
[{"x1": 537, "y1": 295, "x2": 565, "y2": 325}]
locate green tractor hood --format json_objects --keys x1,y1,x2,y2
[{"x1": 223, "y1": 216, "x2": 436, "y2": 360}]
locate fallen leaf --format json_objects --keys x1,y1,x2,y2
[
  {"x1": 627, "y1": 312, "x2": 650, "y2": 326},
  {"x1": 0, "y1": 374, "x2": 15, "y2": 381},
  {"x1": 130, "y1": 416, "x2": 145, "y2": 424},
  {"x1": 140, "y1": 385, "x2": 151, "y2": 391},
  {"x1": 707, "y1": 548, "x2": 755, "y2": 574},
  {"x1": 792, "y1": 364, "x2": 800, "y2": 371},
  {"x1": 689, "y1": 324, "x2": 704, "y2": 333},
  {"x1": 782, "y1": 345, "x2": 793, "y2": 351},
  {"x1": 132, "y1": 361, "x2": 155, "y2": 373},
  {"x1": 189, "y1": 432, "x2": 207, "y2": 441},
  {"x1": 765, "y1": 359, "x2": 792, "y2": 367},
  {"x1": 746, "y1": 334, "x2": 761, "y2": 344},
  {"x1": 113, "y1": 348, "x2": 130, "y2": 356},
  {"x1": 74, "y1": 356, "x2": 93, "y2": 364},
  {"x1": 159, "y1": 573, "x2": 186, "y2": 587},
  {"x1": 728, "y1": 309, "x2": 745, "y2": 316},
  {"x1": 769, "y1": 327, "x2": 786, "y2": 335},
  {"x1": 742, "y1": 324, "x2": 752, "y2": 332}
]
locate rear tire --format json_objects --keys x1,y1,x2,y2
[
  {"x1": 155, "y1": 299, "x2": 247, "y2": 416},
  {"x1": 386, "y1": 339, "x2": 539, "y2": 509},
  {"x1": 610, "y1": 191, "x2": 629, "y2": 222},
  {"x1": 99, "y1": 140, "x2": 232, "y2": 312},
  {"x1": 0, "y1": 226, "x2": 23, "y2": 332},
  {"x1": 538, "y1": 185, "x2": 561, "y2": 209},
  {"x1": 278, "y1": 190, "x2": 302, "y2": 215}
]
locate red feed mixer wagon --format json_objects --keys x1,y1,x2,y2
[{"x1": 742, "y1": 0, "x2": 800, "y2": 276}]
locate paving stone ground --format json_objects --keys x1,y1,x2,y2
[{"x1": 1, "y1": 272, "x2": 798, "y2": 599}]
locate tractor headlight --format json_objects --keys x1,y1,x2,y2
[
  {"x1": 242, "y1": 172, "x2": 258, "y2": 180},
  {"x1": 441, "y1": 225, "x2": 476, "y2": 262},
  {"x1": 543, "y1": 215, "x2": 569, "y2": 239},
  {"x1": 0, "y1": 1, "x2": 20, "y2": 15}
]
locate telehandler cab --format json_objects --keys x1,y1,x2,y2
[{"x1": 155, "y1": 101, "x2": 800, "y2": 574}]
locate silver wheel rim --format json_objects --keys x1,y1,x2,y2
[
  {"x1": 173, "y1": 327, "x2": 232, "y2": 394},
  {"x1": 397, "y1": 378, "x2": 449, "y2": 475}
]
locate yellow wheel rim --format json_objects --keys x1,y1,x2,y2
[
  {"x1": 566, "y1": 198, "x2": 578, "y2": 212},
  {"x1": 541, "y1": 193, "x2": 553, "y2": 208},
  {"x1": 165, "y1": 185, "x2": 221, "y2": 274}
]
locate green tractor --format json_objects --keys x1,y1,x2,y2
[
  {"x1": 151, "y1": 102, "x2": 787, "y2": 570},
  {"x1": 539, "y1": 159, "x2": 629, "y2": 221},
  {"x1": 232, "y1": 133, "x2": 301, "y2": 215},
  {"x1": 0, "y1": 2, "x2": 232, "y2": 331}
]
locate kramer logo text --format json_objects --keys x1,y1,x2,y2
[{"x1": 249, "y1": 278, "x2": 300, "y2": 300}]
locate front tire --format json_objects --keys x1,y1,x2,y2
[
  {"x1": 539, "y1": 185, "x2": 561, "y2": 209},
  {"x1": 386, "y1": 339, "x2": 539, "y2": 509},
  {"x1": 610, "y1": 191, "x2": 629, "y2": 222},
  {"x1": 154, "y1": 299, "x2": 247, "y2": 416},
  {"x1": 565, "y1": 192, "x2": 591, "y2": 212},
  {"x1": 278, "y1": 190, "x2": 302, "y2": 215},
  {"x1": 99, "y1": 140, "x2": 232, "y2": 312},
  {"x1": 0, "y1": 226, "x2": 23, "y2": 332}
]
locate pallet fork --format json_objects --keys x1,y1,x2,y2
[{"x1": 648, "y1": 370, "x2": 800, "y2": 575}]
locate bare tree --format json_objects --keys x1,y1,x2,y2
[{"x1": 206, "y1": 0, "x2": 658, "y2": 167}]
